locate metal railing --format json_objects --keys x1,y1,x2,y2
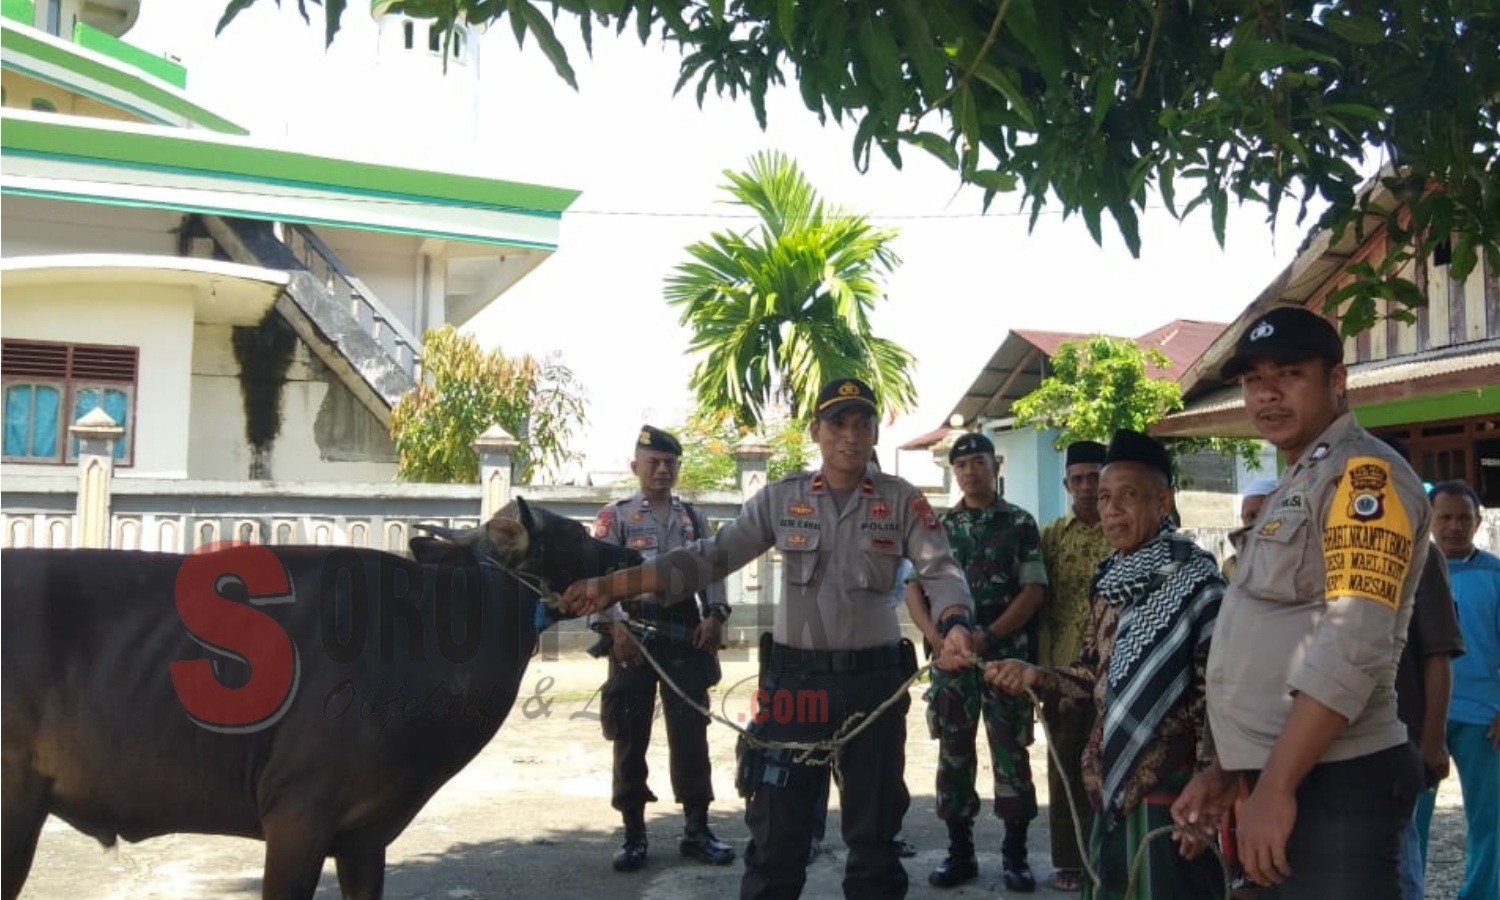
[{"x1": 278, "y1": 223, "x2": 423, "y2": 381}]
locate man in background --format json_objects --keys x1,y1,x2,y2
[
  {"x1": 1429, "y1": 481, "x2": 1499, "y2": 900},
  {"x1": 589, "y1": 426, "x2": 735, "y2": 873},
  {"x1": 907, "y1": 432, "x2": 1047, "y2": 892},
  {"x1": 1221, "y1": 476, "x2": 1278, "y2": 580},
  {"x1": 1036, "y1": 440, "x2": 1111, "y2": 892}
]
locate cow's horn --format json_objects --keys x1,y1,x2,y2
[{"x1": 413, "y1": 522, "x2": 466, "y2": 543}]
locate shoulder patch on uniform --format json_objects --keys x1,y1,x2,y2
[
  {"x1": 1322, "y1": 455, "x2": 1413, "y2": 610},
  {"x1": 910, "y1": 495, "x2": 939, "y2": 529},
  {"x1": 593, "y1": 509, "x2": 615, "y2": 538}
]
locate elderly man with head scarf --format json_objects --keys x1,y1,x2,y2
[{"x1": 987, "y1": 429, "x2": 1227, "y2": 899}]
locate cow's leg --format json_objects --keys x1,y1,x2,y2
[
  {"x1": 334, "y1": 849, "x2": 385, "y2": 900},
  {"x1": 1, "y1": 764, "x2": 48, "y2": 900},
  {"x1": 260, "y1": 814, "x2": 332, "y2": 900}
]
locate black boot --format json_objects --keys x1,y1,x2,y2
[
  {"x1": 613, "y1": 808, "x2": 648, "y2": 872},
  {"x1": 928, "y1": 819, "x2": 979, "y2": 888},
  {"x1": 680, "y1": 804, "x2": 735, "y2": 865},
  {"x1": 1001, "y1": 818, "x2": 1036, "y2": 893}
]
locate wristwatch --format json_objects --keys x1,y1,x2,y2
[
  {"x1": 937, "y1": 611, "x2": 974, "y2": 638},
  {"x1": 705, "y1": 604, "x2": 731, "y2": 623}
]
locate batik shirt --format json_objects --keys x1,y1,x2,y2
[
  {"x1": 1039, "y1": 548, "x2": 1219, "y2": 813},
  {"x1": 940, "y1": 496, "x2": 1048, "y2": 662},
  {"x1": 1039, "y1": 512, "x2": 1112, "y2": 668}
]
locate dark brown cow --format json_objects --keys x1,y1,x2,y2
[{"x1": 1, "y1": 498, "x2": 640, "y2": 899}]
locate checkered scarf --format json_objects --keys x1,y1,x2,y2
[{"x1": 1093, "y1": 520, "x2": 1223, "y2": 814}]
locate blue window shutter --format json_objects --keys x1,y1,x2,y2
[{"x1": 4, "y1": 384, "x2": 32, "y2": 457}]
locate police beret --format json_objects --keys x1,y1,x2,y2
[
  {"x1": 1064, "y1": 440, "x2": 1107, "y2": 467},
  {"x1": 949, "y1": 432, "x2": 995, "y2": 463},
  {"x1": 1104, "y1": 428, "x2": 1173, "y2": 484},
  {"x1": 635, "y1": 425, "x2": 682, "y2": 456},
  {"x1": 1221, "y1": 306, "x2": 1343, "y2": 379},
  {"x1": 813, "y1": 377, "x2": 878, "y2": 420}
]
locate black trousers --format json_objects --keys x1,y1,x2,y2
[
  {"x1": 601, "y1": 637, "x2": 718, "y2": 814},
  {"x1": 1248, "y1": 742, "x2": 1422, "y2": 900},
  {"x1": 740, "y1": 651, "x2": 913, "y2": 900}
]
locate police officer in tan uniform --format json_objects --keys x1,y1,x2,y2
[
  {"x1": 1173, "y1": 306, "x2": 1428, "y2": 900},
  {"x1": 565, "y1": 377, "x2": 978, "y2": 900},
  {"x1": 589, "y1": 426, "x2": 734, "y2": 872}
]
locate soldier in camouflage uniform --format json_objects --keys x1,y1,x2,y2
[{"x1": 907, "y1": 432, "x2": 1048, "y2": 891}]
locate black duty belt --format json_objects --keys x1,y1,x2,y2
[{"x1": 768, "y1": 641, "x2": 905, "y2": 674}]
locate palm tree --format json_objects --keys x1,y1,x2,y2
[{"x1": 665, "y1": 151, "x2": 918, "y2": 429}]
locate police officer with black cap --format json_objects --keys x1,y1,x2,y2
[
  {"x1": 589, "y1": 425, "x2": 735, "y2": 872},
  {"x1": 1175, "y1": 305, "x2": 1430, "y2": 898},
  {"x1": 566, "y1": 377, "x2": 977, "y2": 900}
]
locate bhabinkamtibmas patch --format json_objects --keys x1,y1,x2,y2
[{"x1": 1322, "y1": 456, "x2": 1413, "y2": 608}]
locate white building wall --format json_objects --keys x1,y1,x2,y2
[
  {"x1": 989, "y1": 427, "x2": 1065, "y2": 523},
  {"x1": 2, "y1": 195, "x2": 180, "y2": 257},
  {"x1": 188, "y1": 325, "x2": 398, "y2": 482},
  {"x1": 3, "y1": 282, "x2": 194, "y2": 477}
]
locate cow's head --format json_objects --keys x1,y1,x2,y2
[{"x1": 410, "y1": 498, "x2": 641, "y2": 608}]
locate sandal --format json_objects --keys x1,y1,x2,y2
[{"x1": 1047, "y1": 870, "x2": 1083, "y2": 892}]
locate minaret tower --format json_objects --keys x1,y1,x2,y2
[{"x1": 369, "y1": 1, "x2": 483, "y2": 149}]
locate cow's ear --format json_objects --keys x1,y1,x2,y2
[
  {"x1": 484, "y1": 516, "x2": 528, "y2": 564},
  {"x1": 515, "y1": 496, "x2": 537, "y2": 534}
]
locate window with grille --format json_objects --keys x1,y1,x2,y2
[{"x1": 2, "y1": 339, "x2": 137, "y2": 466}]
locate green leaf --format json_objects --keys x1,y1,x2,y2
[
  {"x1": 1227, "y1": 40, "x2": 1338, "y2": 75},
  {"x1": 516, "y1": 0, "x2": 578, "y2": 88},
  {"x1": 1321, "y1": 102, "x2": 1386, "y2": 122},
  {"x1": 1210, "y1": 188, "x2": 1227, "y2": 246},
  {"x1": 1323, "y1": 12, "x2": 1386, "y2": 46},
  {"x1": 215, "y1": 0, "x2": 260, "y2": 35},
  {"x1": 971, "y1": 63, "x2": 1036, "y2": 129},
  {"x1": 775, "y1": 0, "x2": 797, "y2": 47},
  {"x1": 970, "y1": 169, "x2": 1019, "y2": 192},
  {"x1": 321, "y1": 0, "x2": 346, "y2": 47},
  {"x1": 903, "y1": 131, "x2": 959, "y2": 170}
]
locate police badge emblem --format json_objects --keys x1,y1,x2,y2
[{"x1": 1347, "y1": 462, "x2": 1388, "y2": 522}]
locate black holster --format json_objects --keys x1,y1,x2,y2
[{"x1": 736, "y1": 632, "x2": 778, "y2": 798}]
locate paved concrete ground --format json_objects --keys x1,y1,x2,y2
[{"x1": 18, "y1": 657, "x2": 1472, "y2": 899}]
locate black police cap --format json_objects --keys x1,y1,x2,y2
[
  {"x1": 1065, "y1": 440, "x2": 1107, "y2": 467},
  {"x1": 635, "y1": 425, "x2": 682, "y2": 456},
  {"x1": 1104, "y1": 428, "x2": 1173, "y2": 484},
  {"x1": 1221, "y1": 306, "x2": 1343, "y2": 380},
  {"x1": 813, "y1": 377, "x2": 878, "y2": 420},
  {"x1": 949, "y1": 432, "x2": 995, "y2": 463}
]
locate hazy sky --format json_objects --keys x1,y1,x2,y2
[{"x1": 130, "y1": 1, "x2": 1311, "y2": 481}]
